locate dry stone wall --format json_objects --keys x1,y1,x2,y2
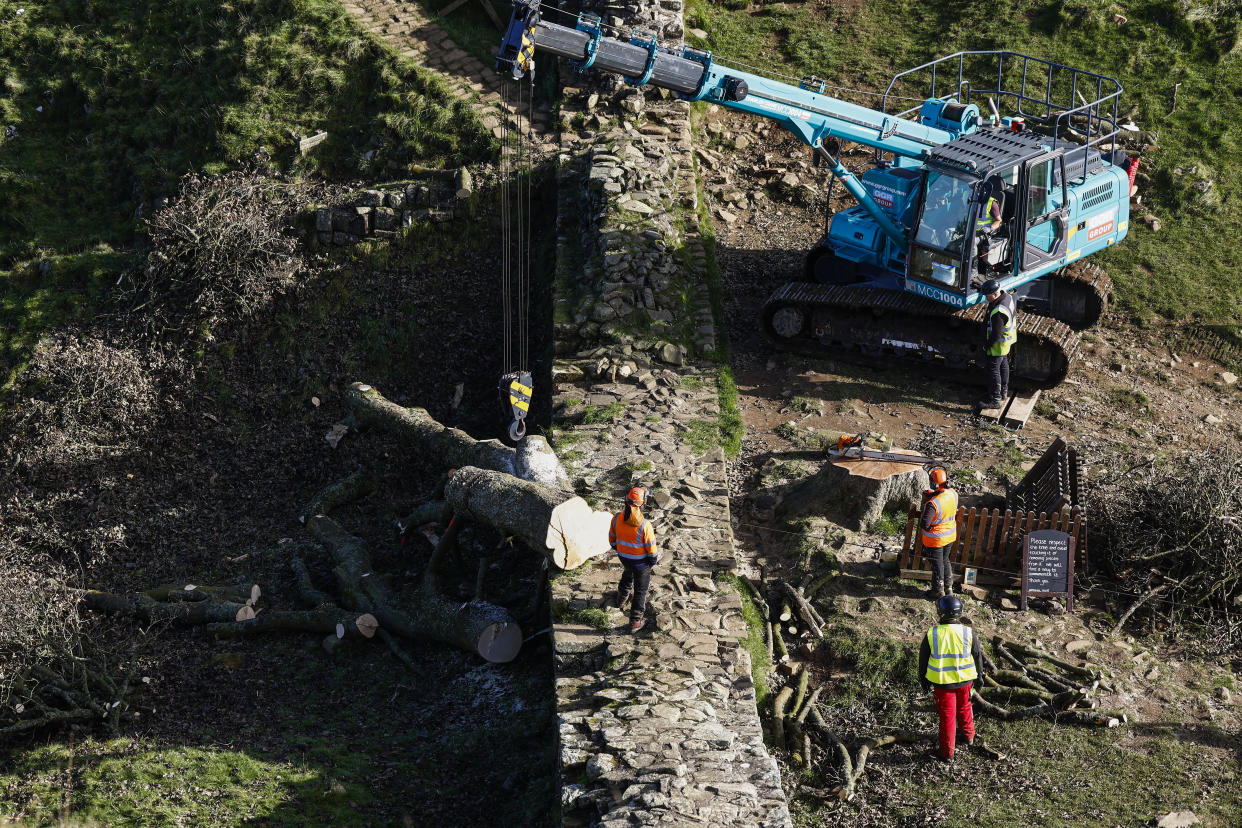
[{"x1": 548, "y1": 1, "x2": 790, "y2": 825}]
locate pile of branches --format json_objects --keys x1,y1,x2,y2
[
  {"x1": 972, "y1": 636, "x2": 1127, "y2": 728},
  {"x1": 1091, "y1": 448, "x2": 1242, "y2": 652},
  {"x1": 123, "y1": 164, "x2": 310, "y2": 339},
  {"x1": 741, "y1": 574, "x2": 1130, "y2": 805}
]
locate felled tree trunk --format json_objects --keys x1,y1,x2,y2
[
  {"x1": 444, "y1": 465, "x2": 613, "y2": 570},
  {"x1": 344, "y1": 381, "x2": 569, "y2": 488},
  {"x1": 776, "y1": 450, "x2": 931, "y2": 531},
  {"x1": 307, "y1": 513, "x2": 522, "y2": 663}
]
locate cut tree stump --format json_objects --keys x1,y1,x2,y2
[{"x1": 776, "y1": 449, "x2": 931, "y2": 531}]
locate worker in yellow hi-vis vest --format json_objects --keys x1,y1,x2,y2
[
  {"x1": 977, "y1": 278, "x2": 1017, "y2": 411},
  {"x1": 919, "y1": 596, "x2": 985, "y2": 762}
]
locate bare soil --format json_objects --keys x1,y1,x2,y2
[{"x1": 702, "y1": 107, "x2": 1242, "y2": 822}]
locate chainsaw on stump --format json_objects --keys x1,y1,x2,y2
[{"x1": 829, "y1": 433, "x2": 942, "y2": 469}]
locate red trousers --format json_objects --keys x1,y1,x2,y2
[{"x1": 933, "y1": 683, "x2": 975, "y2": 758}]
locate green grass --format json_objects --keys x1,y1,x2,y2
[
  {"x1": 556, "y1": 606, "x2": 612, "y2": 631},
  {"x1": 718, "y1": 573, "x2": 771, "y2": 707},
  {"x1": 687, "y1": 0, "x2": 1242, "y2": 329},
  {"x1": 0, "y1": 0, "x2": 492, "y2": 384},
  {"x1": 820, "y1": 621, "x2": 922, "y2": 708},
  {"x1": 0, "y1": 739, "x2": 334, "y2": 826},
  {"x1": 871, "y1": 503, "x2": 908, "y2": 537},
  {"x1": 788, "y1": 395, "x2": 821, "y2": 415},
  {"x1": 682, "y1": 417, "x2": 721, "y2": 455},
  {"x1": 1105, "y1": 386, "x2": 1152, "y2": 414},
  {"x1": 0, "y1": 0, "x2": 489, "y2": 267},
  {"x1": 990, "y1": 443, "x2": 1029, "y2": 482},
  {"x1": 580, "y1": 400, "x2": 625, "y2": 424},
  {"x1": 888, "y1": 721, "x2": 1242, "y2": 827}
]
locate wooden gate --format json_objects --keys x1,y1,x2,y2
[
  {"x1": 899, "y1": 505, "x2": 1087, "y2": 586},
  {"x1": 1008, "y1": 437, "x2": 1083, "y2": 514}
]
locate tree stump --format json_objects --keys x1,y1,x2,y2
[{"x1": 776, "y1": 449, "x2": 931, "y2": 531}]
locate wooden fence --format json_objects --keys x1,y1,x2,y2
[{"x1": 899, "y1": 505, "x2": 1087, "y2": 586}]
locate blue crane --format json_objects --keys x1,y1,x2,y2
[{"x1": 496, "y1": 2, "x2": 1136, "y2": 388}]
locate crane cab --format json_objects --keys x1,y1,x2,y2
[{"x1": 902, "y1": 126, "x2": 1130, "y2": 311}]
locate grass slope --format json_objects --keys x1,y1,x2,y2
[
  {"x1": 0, "y1": 0, "x2": 493, "y2": 383},
  {"x1": 686, "y1": 0, "x2": 1242, "y2": 327}
]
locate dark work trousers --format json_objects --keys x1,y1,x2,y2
[
  {"x1": 926, "y1": 543, "x2": 952, "y2": 590},
  {"x1": 618, "y1": 559, "x2": 653, "y2": 624},
  {"x1": 984, "y1": 353, "x2": 1009, "y2": 403}
]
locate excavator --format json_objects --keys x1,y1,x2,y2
[{"x1": 496, "y1": 2, "x2": 1136, "y2": 389}]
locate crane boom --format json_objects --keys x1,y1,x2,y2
[{"x1": 496, "y1": 0, "x2": 975, "y2": 248}]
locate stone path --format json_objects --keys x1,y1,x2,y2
[
  {"x1": 339, "y1": 0, "x2": 555, "y2": 151},
  {"x1": 545, "y1": 0, "x2": 791, "y2": 822},
  {"x1": 551, "y1": 371, "x2": 789, "y2": 827},
  {"x1": 338, "y1": 0, "x2": 792, "y2": 822}
]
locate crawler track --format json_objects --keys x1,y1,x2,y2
[
  {"x1": 1045, "y1": 260, "x2": 1112, "y2": 329},
  {"x1": 760, "y1": 282, "x2": 1079, "y2": 389}
]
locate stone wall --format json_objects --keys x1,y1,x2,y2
[
  {"x1": 547, "y1": 0, "x2": 791, "y2": 825},
  {"x1": 307, "y1": 181, "x2": 469, "y2": 247}
]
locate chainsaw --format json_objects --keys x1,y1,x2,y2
[{"x1": 829, "y1": 433, "x2": 941, "y2": 468}]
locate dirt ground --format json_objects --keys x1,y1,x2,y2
[{"x1": 703, "y1": 108, "x2": 1242, "y2": 823}]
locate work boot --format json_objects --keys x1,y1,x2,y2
[
  {"x1": 931, "y1": 581, "x2": 945, "y2": 600},
  {"x1": 630, "y1": 618, "x2": 646, "y2": 634},
  {"x1": 616, "y1": 590, "x2": 631, "y2": 610},
  {"x1": 977, "y1": 398, "x2": 1004, "y2": 411},
  {"x1": 944, "y1": 581, "x2": 954, "y2": 596}
]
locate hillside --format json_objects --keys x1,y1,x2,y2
[{"x1": 0, "y1": 0, "x2": 491, "y2": 384}]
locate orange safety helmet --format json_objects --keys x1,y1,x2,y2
[
  {"x1": 929, "y1": 467, "x2": 949, "y2": 489},
  {"x1": 625, "y1": 486, "x2": 648, "y2": 507}
]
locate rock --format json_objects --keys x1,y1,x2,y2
[
  {"x1": 689, "y1": 27, "x2": 708, "y2": 39},
  {"x1": 314, "y1": 208, "x2": 332, "y2": 232},
  {"x1": 586, "y1": 753, "x2": 619, "y2": 781},
  {"x1": 1215, "y1": 686, "x2": 1231, "y2": 703},
  {"x1": 959, "y1": 584, "x2": 988, "y2": 601},
  {"x1": 1145, "y1": 667, "x2": 1161, "y2": 681},
  {"x1": 1065, "y1": 639, "x2": 1094, "y2": 654},
  {"x1": 1220, "y1": 371, "x2": 1238, "y2": 385},
  {"x1": 1155, "y1": 811, "x2": 1200, "y2": 828},
  {"x1": 1204, "y1": 414, "x2": 1223, "y2": 425},
  {"x1": 659, "y1": 343, "x2": 685, "y2": 366},
  {"x1": 373, "y1": 207, "x2": 398, "y2": 231},
  {"x1": 1144, "y1": 214, "x2": 1162, "y2": 232},
  {"x1": 1000, "y1": 597, "x2": 1019, "y2": 611}
]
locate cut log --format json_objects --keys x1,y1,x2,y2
[
  {"x1": 775, "y1": 449, "x2": 931, "y2": 531},
  {"x1": 780, "y1": 581, "x2": 823, "y2": 639},
  {"x1": 309, "y1": 513, "x2": 522, "y2": 663},
  {"x1": 771, "y1": 680, "x2": 795, "y2": 752},
  {"x1": 443, "y1": 465, "x2": 613, "y2": 569}
]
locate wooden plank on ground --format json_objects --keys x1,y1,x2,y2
[{"x1": 1001, "y1": 390, "x2": 1041, "y2": 428}]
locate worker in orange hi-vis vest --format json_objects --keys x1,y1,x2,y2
[
  {"x1": 609, "y1": 486, "x2": 659, "y2": 634},
  {"x1": 920, "y1": 466, "x2": 959, "y2": 600}
]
